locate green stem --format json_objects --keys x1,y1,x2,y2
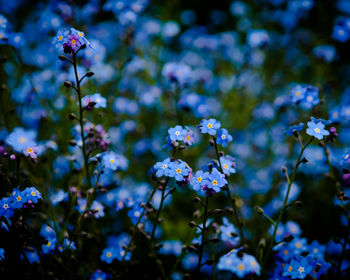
[
  {"x1": 196, "y1": 195, "x2": 209, "y2": 274},
  {"x1": 122, "y1": 182, "x2": 159, "y2": 262},
  {"x1": 72, "y1": 51, "x2": 92, "y2": 190},
  {"x1": 150, "y1": 184, "x2": 167, "y2": 243},
  {"x1": 212, "y1": 136, "x2": 245, "y2": 243},
  {"x1": 262, "y1": 136, "x2": 314, "y2": 271}
]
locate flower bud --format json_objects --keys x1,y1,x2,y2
[{"x1": 64, "y1": 81, "x2": 72, "y2": 88}]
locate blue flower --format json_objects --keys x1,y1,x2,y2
[
  {"x1": 6, "y1": 127, "x2": 37, "y2": 153},
  {"x1": 90, "y1": 270, "x2": 109, "y2": 280},
  {"x1": 308, "y1": 240, "x2": 326, "y2": 259},
  {"x1": 128, "y1": 204, "x2": 144, "y2": 225},
  {"x1": 217, "y1": 249, "x2": 260, "y2": 277},
  {"x1": 199, "y1": 118, "x2": 221, "y2": 136},
  {"x1": 102, "y1": 151, "x2": 119, "y2": 171},
  {"x1": 299, "y1": 86, "x2": 320, "y2": 109},
  {"x1": 285, "y1": 123, "x2": 304, "y2": 136},
  {"x1": 340, "y1": 151, "x2": 350, "y2": 169},
  {"x1": 101, "y1": 247, "x2": 118, "y2": 264},
  {"x1": 23, "y1": 187, "x2": 42, "y2": 204},
  {"x1": 206, "y1": 168, "x2": 227, "y2": 193},
  {"x1": 306, "y1": 120, "x2": 330, "y2": 140},
  {"x1": 332, "y1": 25, "x2": 350, "y2": 42},
  {"x1": 216, "y1": 128, "x2": 233, "y2": 147},
  {"x1": 154, "y1": 157, "x2": 172, "y2": 177},
  {"x1": 42, "y1": 238, "x2": 57, "y2": 254},
  {"x1": 22, "y1": 249, "x2": 40, "y2": 264},
  {"x1": 168, "y1": 160, "x2": 191, "y2": 181},
  {"x1": 290, "y1": 85, "x2": 307, "y2": 104},
  {"x1": 220, "y1": 155, "x2": 236, "y2": 175},
  {"x1": 219, "y1": 217, "x2": 240, "y2": 246},
  {"x1": 190, "y1": 170, "x2": 209, "y2": 191},
  {"x1": 82, "y1": 93, "x2": 107, "y2": 109},
  {"x1": 0, "y1": 197, "x2": 14, "y2": 218},
  {"x1": 52, "y1": 28, "x2": 69, "y2": 50},
  {"x1": 282, "y1": 255, "x2": 313, "y2": 279},
  {"x1": 168, "y1": 125, "x2": 187, "y2": 141}
]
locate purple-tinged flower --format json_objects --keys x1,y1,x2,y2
[{"x1": 23, "y1": 146, "x2": 38, "y2": 159}]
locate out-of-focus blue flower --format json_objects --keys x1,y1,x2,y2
[
  {"x1": 6, "y1": 127, "x2": 37, "y2": 153},
  {"x1": 247, "y1": 30, "x2": 269, "y2": 48},
  {"x1": 159, "y1": 240, "x2": 182, "y2": 256},
  {"x1": 285, "y1": 123, "x2": 304, "y2": 136},
  {"x1": 90, "y1": 270, "x2": 109, "y2": 280},
  {"x1": 219, "y1": 217, "x2": 240, "y2": 246},
  {"x1": 312, "y1": 45, "x2": 336, "y2": 62},
  {"x1": 217, "y1": 248, "x2": 260, "y2": 277},
  {"x1": 82, "y1": 93, "x2": 107, "y2": 109},
  {"x1": 220, "y1": 155, "x2": 236, "y2": 175}
]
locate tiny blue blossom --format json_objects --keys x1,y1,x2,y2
[
  {"x1": 199, "y1": 118, "x2": 221, "y2": 136},
  {"x1": 306, "y1": 120, "x2": 330, "y2": 140}
]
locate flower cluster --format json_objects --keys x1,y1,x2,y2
[
  {"x1": 53, "y1": 28, "x2": 90, "y2": 53},
  {"x1": 290, "y1": 85, "x2": 320, "y2": 109},
  {"x1": 153, "y1": 158, "x2": 191, "y2": 182},
  {"x1": 0, "y1": 187, "x2": 42, "y2": 218}
]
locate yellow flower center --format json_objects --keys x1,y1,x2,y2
[
  {"x1": 106, "y1": 252, "x2": 112, "y2": 258},
  {"x1": 288, "y1": 266, "x2": 293, "y2": 272},
  {"x1": 212, "y1": 180, "x2": 218, "y2": 186},
  {"x1": 207, "y1": 123, "x2": 213, "y2": 129},
  {"x1": 238, "y1": 264, "x2": 245, "y2": 270},
  {"x1": 186, "y1": 135, "x2": 191, "y2": 141},
  {"x1": 78, "y1": 32, "x2": 83, "y2": 37},
  {"x1": 47, "y1": 241, "x2": 51, "y2": 247},
  {"x1": 58, "y1": 35, "x2": 63, "y2": 41},
  {"x1": 197, "y1": 176, "x2": 202, "y2": 182},
  {"x1": 223, "y1": 164, "x2": 228, "y2": 169},
  {"x1": 283, "y1": 250, "x2": 289, "y2": 255},
  {"x1": 296, "y1": 91, "x2": 301, "y2": 96},
  {"x1": 71, "y1": 39, "x2": 76, "y2": 44},
  {"x1": 295, "y1": 242, "x2": 301, "y2": 248},
  {"x1": 314, "y1": 128, "x2": 320, "y2": 133},
  {"x1": 31, "y1": 191, "x2": 36, "y2": 196},
  {"x1": 27, "y1": 147, "x2": 33, "y2": 153},
  {"x1": 109, "y1": 158, "x2": 115, "y2": 163},
  {"x1": 16, "y1": 196, "x2": 22, "y2": 202},
  {"x1": 18, "y1": 137, "x2": 27, "y2": 143},
  {"x1": 176, "y1": 168, "x2": 181, "y2": 174}
]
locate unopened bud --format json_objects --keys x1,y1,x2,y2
[
  {"x1": 69, "y1": 113, "x2": 77, "y2": 120},
  {"x1": 86, "y1": 71, "x2": 94, "y2": 77},
  {"x1": 188, "y1": 221, "x2": 197, "y2": 228},
  {"x1": 64, "y1": 81, "x2": 72, "y2": 88}
]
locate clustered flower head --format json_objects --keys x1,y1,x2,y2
[
  {"x1": 153, "y1": 158, "x2": 191, "y2": 182},
  {"x1": 53, "y1": 28, "x2": 90, "y2": 53},
  {"x1": 0, "y1": 186, "x2": 42, "y2": 218}
]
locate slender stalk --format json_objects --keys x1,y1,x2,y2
[
  {"x1": 262, "y1": 136, "x2": 314, "y2": 270},
  {"x1": 321, "y1": 142, "x2": 350, "y2": 277},
  {"x1": 122, "y1": 182, "x2": 159, "y2": 262},
  {"x1": 71, "y1": 50, "x2": 92, "y2": 190},
  {"x1": 150, "y1": 184, "x2": 167, "y2": 243},
  {"x1": 196, "y1": 195, "x2": 209, "y2": 274},
  {"x1": 212, "y1": 136, "x2": 245, "y2": 243}
]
